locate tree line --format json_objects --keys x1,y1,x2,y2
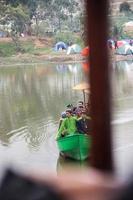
[{"x1": 0, "y1": 0, "x2": 84, "y2": 37}]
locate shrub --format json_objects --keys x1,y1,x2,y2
[{"x1": 53, "y1": 31, "x2": 84, "y2": 46}]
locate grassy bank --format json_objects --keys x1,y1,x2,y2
[
  {"x1": 0, "y1": 33, "x2": 84, "y2": 58},
  {"x1": 0, "y1": 38, "x2": 53, "y2": 57},
  {"x1": 0, "y1": 37, "x2": 132, "y2": 66},
  {"x1": 0, "y1": 37, "x2": 84, "y2": 65}
]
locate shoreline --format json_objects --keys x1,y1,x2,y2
[
  {"x1": 0, "y1": 37, "x2": 132, "y2": 66},
  {"x1": 0, "y1": 53, "x2": 85, "y2": 66},
  {"x1": 0, "y1": 52, "x2": 132, "y2": 66}
]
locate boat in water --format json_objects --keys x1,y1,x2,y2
[{"x1": 57, "y1": 133, "x2": 91, "y2": 161}]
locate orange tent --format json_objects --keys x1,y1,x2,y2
[{"x1": 81, "y1": 46, "x2": 89, "y2": 56}]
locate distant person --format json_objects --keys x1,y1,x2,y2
[
  {"x1": 56, "y1": 109, "x2": 77, "y2": 140},
  {"x1": 75, "y1": 109, "x2": 82, "y2": 119},
  {"x1": 78, "y1": 101, "x2": 84, "y2": 106},
  {"x1": 114, "y1": 40, "x2": 118, "y2": 49},
  {"x1": 73, "y1": 100, "x2": 85, "y2": 114},
  {"x1": 129, "y1": 40, "x2": 133, "y2": 46},
  {"x1": 58, "y1": 112, "x2": 66, "y2": 129},
  {"x1": 108, "y1": 40, "x2": 113, "y2": 49},
  {"x1": 67, "y1": 41, "x2": 73, "y2": 47},
  {"x1": 66, "y1": 104, "x2": 74, "y2": 110},
  {"x1": 76, "y1": 110, "x2": 91, "y2": 134},
  {"x1": 20, "y1": 33, "x2": 25, "y2": 37}
]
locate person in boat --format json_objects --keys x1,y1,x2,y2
[
  {"x1": 58, "y1": 112, "x2": 66, "y2": 129},
  {"x1": 58, "y1": 104, "x2": 75, "y2": 129},
  {"x1": 56, "y1": 109, "x2": 77, "y2": 140},
  {"x1": 77, "y1": 101, "x2": 84, "y2": 109},
  {"x1": 76, "y1": 109, "x2": 91, "y2": 134},
  {"x1": 58, "y1": 104, "x2": 76, "y2": 130},
  {"x1": 66, "y1": 104, "x2": 75, "y2": 113},
  {"x1": 73, "y1": 100, "x2": 85, "y2": 115}
]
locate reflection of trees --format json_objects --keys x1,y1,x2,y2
[
  {"x1": 0, "y1": 64, "x2": 84, "y2": 148},
  {"x1": 112, "y1": 61, "x2": 133, "y2": 110},
  {"x1": 112, "y1": 61, "x2": 133, "y2": 98}
]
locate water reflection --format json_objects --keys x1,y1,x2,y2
[
  {"x1": 57, "y1": 156, "x2": 89, "y2": 173},
  {"x1": 56, "y1": 64, "x2": 68, "y2": 73},
  {"x1": 112, "y1": 60, "x2": 133, "y2": 113},
  {"x1": 112, "y1": 60, "x2": 133, "y2": 97},
  {"x1": 112, "y1": 60, "x2": 133, "y2": 125},
  {"x1": 56, "y1": 63, "x2": 84, "y2": 77},
  {"x1": 0, "y1": 60, "x2": 133, "y2": 175},
  {"x1": 0, "y1": 63, "x2": 86, "y2": 170},
  {"x1": 112, "y1": 60, "x2": 133, "y2": 177}
]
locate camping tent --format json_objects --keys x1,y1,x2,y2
[
  {"x1": 81, "y1": 47, "x2": 89, "y2": 56},
  {"x1": 117, "y1": 40, "x2": 128, "y2": 48},
  {"x1": 67, "y1": 44, "x2": 81, "y2": 55},
  {"x1": 54, "y1": 41, "x2": 67, "y2": 51},
  {"x1": 116, "y1": 44, "x2": 133, "y2": 55}
]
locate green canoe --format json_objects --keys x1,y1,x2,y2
[{"x1": 57, "y1": 133, "x2": 91, "y2": 161}]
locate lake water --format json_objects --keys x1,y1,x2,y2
[
  {"x1": 112, "y1": 60, "x2": 133, "y2": 177},
  {"x1": 0, "y1": 60, "x2": 133, "y2": 177}
]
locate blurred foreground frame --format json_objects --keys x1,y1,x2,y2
[
  {"x1": 0, "y1": 1, "x2": 122, "y2": 200},
  {"x1": 86, "y1": 0, "x2": 113, "y2": 171}
]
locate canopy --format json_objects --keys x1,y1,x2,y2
[
  {"x1": 73, "y1": 82, "x2": 90, "y2": 104},
  {"x1": 73, "y1": 82, "x2": 90, "y2": 90}
]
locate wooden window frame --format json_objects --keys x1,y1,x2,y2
[{"x1": 86, "y1": 0, "x2": 113, "y2": 171}]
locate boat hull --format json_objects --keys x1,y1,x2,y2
[{"x1": 57, "y1": 134, "x2": 91, "y2": 161}]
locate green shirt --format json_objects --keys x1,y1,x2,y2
[{"x1": 56, "y1": 116, "x2": 77, "y2": 140}]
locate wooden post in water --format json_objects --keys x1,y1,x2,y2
[{"x1": 86, "y1": 0, "x2": 113, "y2": 171}]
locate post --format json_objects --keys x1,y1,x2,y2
[
  {"x1": 86, "y1": 0, "x2": 113, "y2": 171},
  {"x1": 83, "y1": 90, "x2": 86, "y2": 105}
]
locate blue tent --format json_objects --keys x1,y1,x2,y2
[{"x1": 54, "y1": 41, "x2": 67, "y2": 51}]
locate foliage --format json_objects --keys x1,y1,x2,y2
[
  {"x1": 119, "y1": 2, "x2": 132, "y2": 13},
  {"x1": 5, "y1": 0, "x2": 38, "y2": 20},
  {"x1": 0, "y1": 2, "x2": 30, "y2": 51},
  {"x1": 1, "y1": 0, "x2": 82, "y2": 35},
  {"x1": 0, "y1": 0, "x2": 84, "y2": 53},
  {"x1": 38, "y1": 0, "x2": 80, "y2": 32},
  {"x1": 75, "y1": 34, "x2": 84, "y2": 47},
  {"x1": 0, "y1": 39, "x2": 53, "y2": 57},
  {"x1": 109, "y1": 1, "x2": 133, "y2": 39},
  {"x1": 110, "y1": 16, "x2": 126, "y2": 40},
  {"x1": 10, "y1": 5, "x2": 29, "y2": 33},
  {"x1": 53, "y1": 31, "x2": 83, "y2": 46},
  {"x1": 53, "y1": 31, "x2": 75, "y2": 44},
  {"x1": 0, "y1": 42, "x2": 16, "y2": 57}
]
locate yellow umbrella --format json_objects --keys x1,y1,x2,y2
[
  {"x1": 73, "y1": 82, "x2": 90, "y2": 90},
  {"x1": 73, "y1": 82, "x2": 90, "y2": 103}
]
